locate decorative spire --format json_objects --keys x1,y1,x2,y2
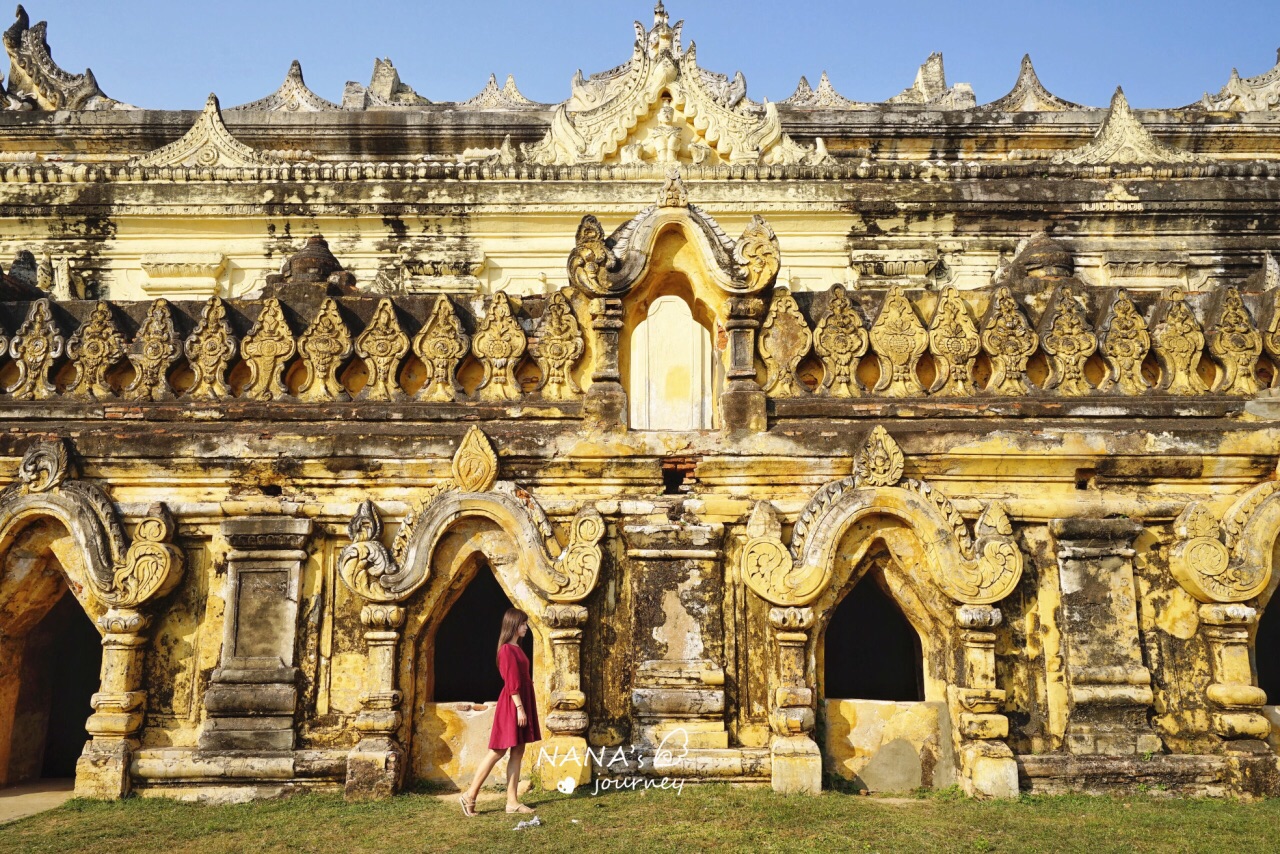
[
  {"x1": 3, "y1": 4, "x2": 123, "y2": 110},
  {"x1": 131, "y1": 94, "x2": 280, "y2": 168},
  {"x1": 780, "y1": 72, "x2": 870, "y2": 110},
  {"x1": 230, "y1": 60, "x2": 341, "y2": 112},
  {"x1": 985, "y1": 55, "x2": 1083, "y2": 112},
  {"x1": 1197, "y1": 48, "x2": 1280, "y2": 111},
  {"x1": 460, "y1": 73, "x2": 544, "y2": 109},
  {"x1": 1052, "y1": 88, "x2": 1205, "y2": 165}
]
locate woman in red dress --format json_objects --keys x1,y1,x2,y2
[{"x1": 460, "y1": 607, "x2": 541, "y2": 816}]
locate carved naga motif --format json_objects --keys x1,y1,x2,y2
[
  {"x1": 928, "y1": 287, "x2": 980, "y2": 396},
  {"x1": 3, "y1": 6, "x2": 120, "y2": 111},
  {"x1": 1097, "y1": 289, "x2": 1151, "y2": 395},
  {"x1": 354, "y1": 299, "x2": 409, "y2": 402},
  {"x1": 240, "y1": 298, "x2": 296, "y2": 401},
  {"x1": 8, "y1": 298, "x2": 63, "y2": 400},
  {"x1": 413, "y1": 295, "x2": 470, "y2": 402},
  {"x1": 124, "y1": 298, "x2": 180, "y2": 401},
  {"x1": 980, "y1": 287, "x2": 1038, "y2": 395},
  {"x1": 472, "y1": 293, "x2": 527, "y2": 402},
  {"x1": 0, "y1": 439, "x2": 183, "y2": 609},
  {"x1": 65, "y1": 302, "x2": 126, "y2": 400},
  {"x1": 1037, "y1": 286, "x2": 1097, "y2": 396},
  {"x1": 1170, "y1": 480, "x2": 1280, "y2": 603},
  {"x1": 759, "y1": 289, "x2": 812, "y2": 398},
  {"x1": 733, "y1": 216, "x2": 781, "y2": 294},
  {"x1": 869, "y1": 287, "x2": 928, "y2": 397},
  {"x1": 1207, "y1": 287, "x2": 1262, "y2": 396},
  {"x1": 1151, "y1": 287, "x2": 1209, "y2": 395},
  {"x1": 296, "y1": 298, "x2": 352, "y2": 402},
  {"x1": 813, "y1": 284, "x2": 868, "y2": 398},
  {"x1": 567, "y1": 216, "x2": 620, "y2": 298},
  {"x1": 740, "y1": 426, "x2": 1023, "y2": 607},
  {"x1": 532, "y1": 291, "x2": 584, "y2": 401},
  {"x1": 338, "y1": 426, "x2": 604, "y2": 605}
]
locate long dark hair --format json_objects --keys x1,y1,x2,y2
[{"x1": 496, "y1": 607, "x2": 528, "y2": 667}]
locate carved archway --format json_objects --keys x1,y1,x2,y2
[
  {"x1": 0, "y1": 439, "x2": 182, "y2": 800},
  {"x1": 741, "y1": 426, "x2": 1023, "y2": 797},
  {"x1": 338, "y1": 426, "x2": 603, "y2": 799}
]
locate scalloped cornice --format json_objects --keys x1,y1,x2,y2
[
  {"x1": 985, "y1": 55, "x2": 1083, "y2": 112},
  {"x1": 1051, "y1": 88, "x2": 1206, "y2": 166},
  {"x1": 131, "y1": 95, "x2": 281, "y2": 168},
  {"x1": 230, "y1": 60, "x2": 341, "y2": 113}
]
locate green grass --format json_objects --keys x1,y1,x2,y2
[{"x1": 2, "y1": 786, "x2": 1278, "y2": 853}]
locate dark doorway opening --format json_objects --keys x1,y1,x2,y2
[
  {"x1": 9, "y1": 592, "x2": 101, "y2": 783},
  {"x1": 824, "y1": 574, "x2": 924, "y2": 701},
  {"x1": 432, "y1": 561, "x2": 529, "y2": 703},
  {"x1": 1256, "y1": 605, "x2": 1280, "y2": 702}
]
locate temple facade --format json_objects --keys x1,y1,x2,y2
[{"x1": 1, "y1": 2, "x2": 1280, "y2": 801}]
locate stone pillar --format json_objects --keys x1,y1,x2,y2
[
  {"x1": 623, "y1": 522, "x2": 729, "y2": 757},
  {"x1": 768, "y1": 607, "x2": 821, "y2": 795},
  {"x1": 538, "y1": 604, "x2": 591, "y2": 787},
  {"x1": 345, "y1": 604, "x2": 405, "y2": 800},
  {"x1": 74, "y1": 607, "x2": 149, "y2": 799},
  {"x1": 952, "y1": 605, "x2": 1018, "y2": 798},
  {"x1": 1200, "y1": 604, "x2": 1270, "y2": 746},
  {"x1": 1048, "y1": 518, "x2": 1161, "y2": 756},
  {"x1": 721, "y1": 296, "x2": 766, "y2": 433},
  {"x1": 584, "y1": 296, "x2": 626, "y2": 427},
  {"x1": 200, "y1": 517, "x2": 313, "y2": 752}
]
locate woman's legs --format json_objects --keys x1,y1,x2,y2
[
  {"x1": 464, "y1": 748, "x2": 506, "y2": 805},
  {"x1": 505, "y1": 743, "x2": 528, "y2": 810}
]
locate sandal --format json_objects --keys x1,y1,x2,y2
[
  {"x1": 505, "y1": 803, "x2": 536, "y2": 814},
  {"x1": 460, "y1": 794, "x2": 477, "y2": 817}
]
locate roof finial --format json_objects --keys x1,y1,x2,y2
[{"x1": 654, "y1": 1, "x2": 668, "y2": 28}]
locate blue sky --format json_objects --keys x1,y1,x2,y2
[{"x1": 25, "y1": 1, "x2": 1280, "y2": 110}]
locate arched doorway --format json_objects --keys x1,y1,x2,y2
[
  {"x1": 629, "y1": 293, "x2": 715, "y2": 430},
  {"x1": 431, "y1": 558, "x2": 528, "y2": 704},
  {"x1": 0, "y1": 521, "x2": 102, "y2": 787},
  {"x1": 815, "y1": 546, "x2": 958, "y2": 793}
]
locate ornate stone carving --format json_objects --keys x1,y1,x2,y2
[
  {"x1": 1097, "y1": 289, "x2": 1151, "y2": 395},
  {"x1": 7, "y1": 298, "x2": 63, "y2": 400},
  {"x1": 734, "y1": 216, "x2": 782, "y2": 293},
  {"x1": 781, "y1": 72, "x2": 870, "y2": 110},
  {"x1": 460, "y1": 73, "x2": 543, "y2": 109},
  {"x1": 1052, "y1": 89, "x2": 1204, "y2": 166},
  {"x1": 264, "y1": 235, "x2": 357, "y2": 298},
  {"x1": 1199, "y1": 51, "x2": 1280, "y2": 111},
  {"x1": 338, "y1": 499, "x2": 398, "y2": 603},
  {"x1": 760, "y1": 289, "x2": 812, "y2": 398},
  {"x1": 1151, "y1": 286, "x2": 1209, "y2": 395},
  {"x1": 472, "y1": 292, "x2": 527, "y2": 402},
  {"x1": 354, "y1": 299, "x2": 409, "y2": 402},
  {"x1": 452, "y1": 425, "x2": 499, "y2": 493},
  {"x1": 813, "y1": 284, "x2": 868, "y2": 398},
  {"x1": 980, "y1": 287, "x2": 1038, "y2": 395},
  {"x1": 657, "y1": 168, "x2": 689, "y2": 208},
  {"x1": 1207, "y1": 287, "x2": 1262, "y2": 396},
  {"x1": 240, "y1": 298, "x2": 296, "y2": 401},
  {"x1": 413, "y1": 295, "x2": 470, "y2": 402},
  {"x1": 868, "y1": 286, "x2": 928, "y2": 397},
  {"x1": 66, "y1": 301, "x2": 126, "y2": 400},
  {"x1": 1038, "y1": 285, "x2": 1097, "y2": 396},
  {"x1": 854, "y1": 426, "x2": 905, "y2": 487},
  {"x1": 567, "y1": 216, "x2": 620, "y2": 298},
  {"x1": 3, "y1": 6, "x2": 120, "y2": 110},
  {"x1": 105, "y1": 504, "x2": 184, "y2": 608},
  {"x1": 928, "y1": 287, "x2": 980, "y2": 396},
  {"x1": 132, "y1": 95, "x2": 279, "y2": 169},
  {"x1": 522, "y1": 5, "x2": 808, "y2": 166},
  {"x1": 183, "y1": 297, "x2": 236, "y2": 401},
  {"x1": 229, "y1": 60, "x2": 341, "y2": 112},
  {"x1": 533, "y1": 291, "x2": 585, "y2": 401},
  {"x1": 1171, "y1": 479, "x2": 1280, "y2": 603},
  {"x1": 297, "y1": 298, "x2": 353, "y2": 402},
  {"x1": 741, "y1": 426, "x2": 1023, "y2": 607},
  {"x1": 985, "y1": 55, "x2": 1083, "y2": 112},
  {"x1": 342, "y1": 58, "x2": 430, "y2": 110},
  {"x1": 124, "y1": 299, "x2": 180, "y2": 402},
  {"x1": 886, "y1": 53, "x2": 976, "y2": 109}
]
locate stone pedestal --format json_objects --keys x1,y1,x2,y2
[
  {"x1": 952, "y1": 606, "x2": 1018, "y2": 798},
  {"x1": 1200, "y1": 604, "x2": 1270, "y2": 745},
  {"x1": 721, "y1": 296, "x2": 766, "y2": 434},
  {"x1": 200, "y1": 517, "x2": 312, "y2": 753},
  {"x1": 584, "y1": 297, "x2": 627, "y2": 428},
  {"x1": 1049, "y1": 518, "x2": 1161, "y2": 757},
  {"x1": 539, "y1": 604, "x2": 593, "y2": 787}
]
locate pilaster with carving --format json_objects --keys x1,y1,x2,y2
[{"x1": 767, "y1": 607, "x2": 820, "y2": 794}]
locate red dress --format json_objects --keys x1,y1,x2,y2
[{"x1": 489, "y1": 643, "x2": 541, "y2": 750}]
